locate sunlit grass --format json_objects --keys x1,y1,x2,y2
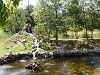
[
  {"x1": 0, "y1": 31, "x2": 33, "y2": 56},
  {"x1": 0, "y1": 28, "x2": 100, "y2": 56},
  {"x1": 67, "y1": 29, "x2": 100, "y2": 39}
]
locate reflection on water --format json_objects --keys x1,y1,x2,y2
[
  {"x1": 9, "y1": 69, "x2": 29, "y2": 75},
  {"x1": 0, "y1": 57, "x2": 100, "y2": 75}
]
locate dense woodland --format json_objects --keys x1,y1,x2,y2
[{"x1": 0, "y1": 0, "x2": 100, "y2": 45}]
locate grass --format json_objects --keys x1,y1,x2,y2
[
  {"x1": 0, "y1": 31, "x2": 34, "y2": 56},
  {"x1": 50, "y1": 29, "x2": 100, "y2": 50},
  {"x1": 0, "y1": 28, "x2": 100, "y2": 56},
  {"x1": 61, "y1": 29, "x2": 100, "y2": 39}
]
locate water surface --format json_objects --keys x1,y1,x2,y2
[{"x1": 0, "y1": 57, "x2": 100, "y2": 75}]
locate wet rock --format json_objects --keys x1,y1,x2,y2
[
  {"x1": 53, "y1": 47, "x2": 100, "y2": 58},
  {"x1": 53, "y1": 46, "x2": 67, "y2": 58},
  {"x1": 42, "y1": 51, "x2": 52, "y2": 58},
  {"x1": 25, "y1": 61, "x2": 43, "y2": 71},
  {"x1": 35, "y1": 51, "x2": 52, "y2": 58},
  {"x1": 0, "y1": 53, "x2": 33, "y2": 65},
  {"x1": 0, "y1": 57, "x2": 5, "y2": 65},
  {"x1": 16, "y1": 53, "x2": 33, "y2": 60}
]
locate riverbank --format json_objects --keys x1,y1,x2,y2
[
  {"x1": 0, "y1": 31, "x2": 100, "y2": 66},
  {"x1": 0, "y1": 47, "x2": 100, "y2": 66},
  {"x1": 0, "y1": 30, "x2": 100, "y2": 57}
]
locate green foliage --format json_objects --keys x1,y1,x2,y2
[
  {"x1": 0, "y1": 0, "x2": 21, "y2": 26},
  {"x1": 0, "y1": 0, "x2": 100, "y2": 48},
  {"x1": 3, "y1": 4, "x2": 36, "y2": 34},
  {"x1": 3, "y1": 8, "x2": 26, "y2": 33},
  {"x1": 25, "y1": 5, "x2": 35, "y2": 26}
]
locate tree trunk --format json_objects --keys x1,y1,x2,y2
[
  {"x1": 91, "y1": 30, "x2": 93, "y2": 40},
  {"x1": 85, "y1": 27, "x2": 88, "y2": 40},
  {"x1": 55, "y1": 27, "x2": 58, "y2": 45},
  {"x1": 47, "y1": 30, "x2": 50, "y2": 43},
  {"x1": 91, "y1": 11, "x2": 94, "y2": 40},
  {"x1": 85, "y1": 27, "x2": 89, "y2": 44},
  {"x1": 55, "y1": 3, "x2": 58, "y2": 46}
]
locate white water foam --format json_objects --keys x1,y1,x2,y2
[{"x1": 28, "y1": 33, "x2": 41, "y2": 59}]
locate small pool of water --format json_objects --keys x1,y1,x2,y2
[{"x1": 0, "y1": 57, "x2": 100, "y2": 75}]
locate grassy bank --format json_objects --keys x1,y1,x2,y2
[
  {"x1": 50, "y1": 39, "x2": 100, "y2": 50},
  {"x1": 0, "y1": 30, "x2": 33, "y2": 56},
  {"x1": 0, "y1": 28, "x2": 100, "y2": 56}
]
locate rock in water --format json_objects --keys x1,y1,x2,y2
[{"x1": 25, "y1": 61, "x2": 43, "y2": 72}]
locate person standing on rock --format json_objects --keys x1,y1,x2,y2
[
  {"x1": 26, "y1": 24, "x2": 32, "y2": 33},
  {"x1": 28, "y1": 24, "x2": 32, "y2": 33},
  {"x1": 23, "y1": 24, "x2": 32, "y2": 33}
]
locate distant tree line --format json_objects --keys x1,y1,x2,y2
[{"x1": 0, "y1": 0, "x2": 100, "y2": 45}]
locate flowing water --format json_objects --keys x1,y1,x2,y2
[
  {"x1": 28, "y1": 33, "x2": 40, "y2": 59},
  {"x1": 28, "y1": 33, "x2": 39, "y2": 49},
  {"x1": 0, "y1": 57, "x2": 100, "y2": 75}
]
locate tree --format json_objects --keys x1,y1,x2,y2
[
  {"x1": 67, "y1": 0, "x2": 83, "y2": 39},
  {"x1": 33, "y1": 0, "x2": 70, "y2": 45},
  {"x1": 88, "y1": 0, "x2": 100, "y2": 39},
  {"x1": 0, "y1": 0, "x2": 21, "y2": 26},
  {"x1": 80, "y1": 0, "x2": 100, "y2": 39},
  {"x1": 4, "y1": 8, "x2": 26, "y2": 33},
  {"x1": 25, "y1": 5, "x2": 35, "y2": 26}
]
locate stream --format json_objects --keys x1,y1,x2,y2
[{"x1": 0, "y1": 57, "x2": 100, "y2": 75}]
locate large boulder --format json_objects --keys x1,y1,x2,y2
[{"x1": 25, "y1": 61, "x2": 43, "y2": 72}]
